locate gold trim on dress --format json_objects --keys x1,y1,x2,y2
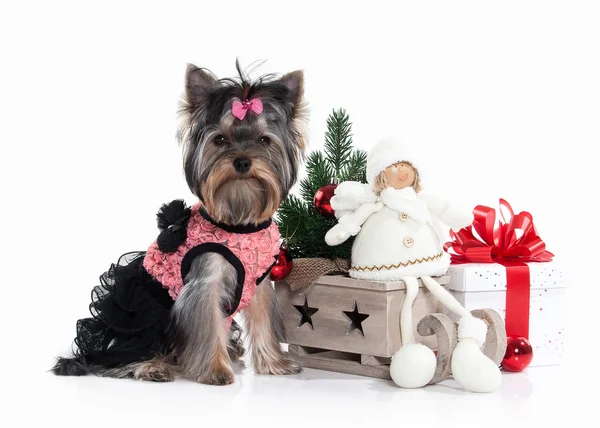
[{"x1": 350, "y1": 252, "x2": 444, "y2": 272}]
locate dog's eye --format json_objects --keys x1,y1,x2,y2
[
  {"x1": 260, "y1": 136, "x2": 271, "y2": 144},
  {"x1": 213, "y1": 135, "x2": 226, "y2": 145}
]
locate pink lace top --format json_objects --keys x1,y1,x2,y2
[{"x1": 143, "y1": 203, "x2": 280, "y2": 321}]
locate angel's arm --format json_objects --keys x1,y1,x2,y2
[
  {"x1": 330, "y1": 181, "x2": 378, "y2": 219},
  {"x1": 325, "y1": 201, "x2": 384, "y2": 246},
  {"x1": 418, "y1": 193, "x2": 473, "y2": 232}
]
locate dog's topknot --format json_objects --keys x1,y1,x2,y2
[{"x1": 179, "y1": 59, "x2": 306, "y2": 126}]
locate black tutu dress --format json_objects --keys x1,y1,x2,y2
[{"x1": 52, "y1": 252, "x2": 174, "y2": 375}]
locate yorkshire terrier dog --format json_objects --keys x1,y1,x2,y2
[{"x1": 52, "y1": 61, "x2": 308, "y2": 385}]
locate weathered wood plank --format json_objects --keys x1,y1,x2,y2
[
  {"x1": 277, "y1": 282, "x2": 390, "y2": 356},
  {"x1": 361, "y1": 355, "x2": 392, "y2": 366},
  {"x1": 417, "y1": 313, "x2": 457, "y2": 384},
  {"x1": 471, "y1": 308, "x2": 507, "y2": 366},
  {"x1": 287, "y1": 344, "x2": 326, "y2": 356},
  {"x1": 287, "y1": 351, "x2": 392, "y2": 380}
]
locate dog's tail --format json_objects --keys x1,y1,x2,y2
[
  {"x1": 51, "y1": 355, "x2": 133, "y2": 378},
  {"x1": 51, "y1": 355, "x2": 90, "y2": 376}
]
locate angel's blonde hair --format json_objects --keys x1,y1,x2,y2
[{"x1": 373, "y1": 161, "x2": 421, "y2": 195}]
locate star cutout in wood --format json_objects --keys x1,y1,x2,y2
[
  {"x1": 293, "y1": 295, "x2": 319, "y2": 329},
  {"x1": 343, "y1": 301, "x2": 369, "y2": 336}
]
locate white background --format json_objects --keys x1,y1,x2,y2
[{"x1": 1, "y1": 1, "x2": 599, "y2": 426}]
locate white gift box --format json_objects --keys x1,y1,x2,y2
[{"x1": 445, "y1": 261, "x2": 567, "y2": 367}]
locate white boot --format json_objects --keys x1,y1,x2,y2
[
  {"x1": 420, "y1": 276, "x2": 502, "y2": 393},
  {"x1": 390, "y1": 276, "x2": 436, "y2": 388},
  {"x1": 451, "y1": 316, "x2": 502, "y2": 393}
]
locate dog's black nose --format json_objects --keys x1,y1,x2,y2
[{"x1": 233, "y1": 157, "x2": 252, "y2": 173}]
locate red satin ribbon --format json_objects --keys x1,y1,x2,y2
[{"x1": 444, "y1": 199, "x2": 554, "y2": 339}]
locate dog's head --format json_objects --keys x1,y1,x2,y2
[{"x1": 178, "y1": 61, "x2": 308, "y2": 226}]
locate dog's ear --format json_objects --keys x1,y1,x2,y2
[
  {"x1": 185, "y1": 64, "x2": 217, "y2": 110},
  {"x1": 280, "y1": 70, "x2": 304, "y2": 116},
  {"x1": 280, "y1": 70, "x2": 309, "y2": 155}
]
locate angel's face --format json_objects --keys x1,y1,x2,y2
[{"x1": 384, "y1": 162, "x2": 415, "y2": 190}]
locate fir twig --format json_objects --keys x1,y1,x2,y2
[
  {"x1": 299, "y1": 151, "x2": 334, "y2": 203},
  {"x1": 324, "y1": 109, "x2": 353, "y2": 179},
  {"x1": 340, "y1": 149, "x2": 368, "y2": 182}
]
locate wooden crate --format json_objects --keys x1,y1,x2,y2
[
  {"x1": 275, "y1": 275, "x2": 446, "y2": 379},
  {"x1": 275, "y1": 275, "x2": 506, "y2": 381}
]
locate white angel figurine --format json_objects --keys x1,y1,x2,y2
[{"x1": 325, "y1": 137, "x2": 502, "y2": 393}]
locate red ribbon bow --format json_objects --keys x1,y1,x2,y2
[
  {"x1": 444, "y1": 198, "x2": 553, "y2": 264},
  {"x1": 444, "y1": 199, "x2": 553, "y2": 340}
]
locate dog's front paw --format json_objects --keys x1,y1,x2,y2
[
  {"x1": 255, "y1": 357, "x2": 303, "y2": 376},
  {"x1": 134, "y1": 360, "x2": 176, "y2": 382},
  {"x1": 197, "y1": 367, "x2": 235, "y2": 386}
]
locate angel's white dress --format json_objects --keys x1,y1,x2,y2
[
  {"x1": 349, "y1": 190, "x2": 450, "y2": 280},
  {"x1": 330, "y1": 185, "x2": 454, "y2": 280}
]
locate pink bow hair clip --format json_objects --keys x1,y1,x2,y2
[{"x1": 231, "y1": 98, "x2": 263, "y2": 120}]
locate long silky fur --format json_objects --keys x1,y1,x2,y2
[
  {"x1": 178, "y1": 60, "x2": 308, "y2": 225},
  {"x1": 244, "y1": 278, "x2": 301, "y2": 375},
  {"x1": 170, "y1": 252, "x2": 237, "y2": 383}
]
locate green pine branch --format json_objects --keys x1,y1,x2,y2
[
  {"x1": 275, "y1": 108, "x2": 367, "y2": 260},
  {"x1": 324, "y1": 108, "x2": 354, "y2": 178},
  {"x1": 340, "y1": 149, "x2": 368, "y2": 182},
  {"x1": 299, "y1": 151, "x2": 334, "y2": 203}
]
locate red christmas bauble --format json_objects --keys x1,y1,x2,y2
[
  {"x1": 502, "y1": 336, "x2": 534, "y2": 372},
  {"x1": 314, "y1": 183, "x2": 338, "y2": 218},
  {"x1": 270, "y1": 247, "x2": 294, "y2": 281}
]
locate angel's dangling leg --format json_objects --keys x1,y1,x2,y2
[
  {"x1": 389, "y1": 276, "x2": 437, "y2": 388},
  {"x1": 420, "y1": 275, "x2": 501, "y2": 392}
]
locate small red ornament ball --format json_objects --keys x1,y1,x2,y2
[
  {"x1": 314, "y1": 183, "x2": 338, "y2": 218},
  {"x1": 270, "y1": 247, "x2": 294, "y2": 281},
  {"x1": 502, "y1": 336, "x2": 534, "y2": 372}
]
